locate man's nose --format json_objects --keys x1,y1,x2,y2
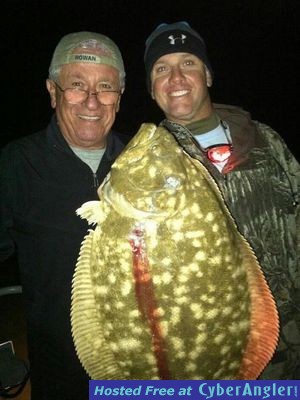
[
  {"x1": 84, "y1": 92, "x2": 101, "y2": 109},
  {"x1": 169, "y1": 66, "x2": 185, "y2": 83}
]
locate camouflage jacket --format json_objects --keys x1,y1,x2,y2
[{"x1": 162, "y1": 103, "x2": 300, "y2": 379}]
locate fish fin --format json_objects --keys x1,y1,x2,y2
[
  {"x1": 76, "y1": 201, "x2": 103, "y2": 225},
  {"x1": 238, "y1": 251, "x2": 280, "y2": 379},
  {"x1": 71, "y1": 231, "x2": 124, "y2": 379}
]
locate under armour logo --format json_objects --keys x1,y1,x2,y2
[{"x1": 168, "y1": 34, "x2": 187, "y2": 45}]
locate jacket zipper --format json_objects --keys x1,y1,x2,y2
[{"x1": 93, "y1": 173, "x2": 99, "y2": 188}]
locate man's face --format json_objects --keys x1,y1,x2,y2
[
  {"x1": 151, "y1": 52, "x2": 213, "y2": 125},
  {"x1": 46, "y1": 62, "x2": 122, "y2": 149}
]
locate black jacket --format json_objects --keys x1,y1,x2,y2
[{"x1": 0, "y1": 115, "x2": 130, "y2": 399}]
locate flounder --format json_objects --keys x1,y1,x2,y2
[{"x1": 71, "y1": 123, "x2": 279, "y2": 380}]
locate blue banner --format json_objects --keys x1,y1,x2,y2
[{"x1": 89, "y1": 380, "x2": 299, "y2": 400}]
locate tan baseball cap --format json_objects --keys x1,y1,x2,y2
[{"x1": 48, "y1": 31, "x2": 125, "y2": 86}]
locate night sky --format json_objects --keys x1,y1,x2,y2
[{"x1": 2, "y1": 0, "x2": 299, "y2": 160}]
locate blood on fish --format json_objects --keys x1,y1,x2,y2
[{"x1": 130, "y1": 227, "x2": 171, "y2": 380}]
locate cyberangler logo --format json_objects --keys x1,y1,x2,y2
[{"x1": 198, "y1": 382, "x2": 298, "y2": 400}]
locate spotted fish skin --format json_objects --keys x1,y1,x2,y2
[{"x1": 71, "y1": 123, "x2": 279, "y2": 380}]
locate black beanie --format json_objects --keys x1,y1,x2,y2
[{"x1": 144, "y1": 21, "x2": 213, "y2": 93}]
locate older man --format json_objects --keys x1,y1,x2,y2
[{"x1": 0, "y1": 31, "x2": 129, "y2": 399}]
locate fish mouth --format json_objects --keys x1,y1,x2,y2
[
  {"x1": 102, "y1": 183, "x2": 169, "y2": 219},
  {"x1": 101, "y1": 180, "x2": 182, "y2": 220}
]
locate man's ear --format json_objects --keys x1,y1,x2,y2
[
  {"x1": 46, "y1": 79, "x2": 57, "y2": 108},
  {"x1": 205, "y1": 67, "x2": 213, "y2": 87},
  {"x1": 151, "y1": 85, "x2": 155, "y2": 100},
  {"x1": 115, "y1": 91, "x2": 123, "y2": 113}
]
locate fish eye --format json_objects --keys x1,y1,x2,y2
[{"x1": 164, "y1": 176, "x2": 181, "y2": 188}]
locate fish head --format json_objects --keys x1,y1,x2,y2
[{"x1": 99, "y1": 123, "x2": 191, "y2": 219}]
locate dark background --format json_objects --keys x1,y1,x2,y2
[
  {"x1": 0, "y1": 0, "x2": 299, "y2": 365},
  {"x1": 2, "y1": 0, "x2": 299, "y2": 161}
]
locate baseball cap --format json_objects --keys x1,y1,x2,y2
[{"x1": 49, "y1": 31, "x2": 125, "y2": 87}]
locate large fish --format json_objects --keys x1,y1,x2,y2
[{"x1": 71, "y1": 123, "x2": 279, "y2": 380}]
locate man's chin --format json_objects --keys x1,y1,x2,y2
[
  {"x1": 166, "y1": 110, "x2": 193, "y2": 124},
  {"x1": 74, "y1": 131, "x2": 106, "y2": 148}
]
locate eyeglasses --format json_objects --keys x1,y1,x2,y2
[{"x1": 53, "y1": 81, "x2": 121, "y2": 106}]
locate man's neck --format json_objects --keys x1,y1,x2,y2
[{"x1": 186, "y1": 112, "x2": 220, "y2": 135}]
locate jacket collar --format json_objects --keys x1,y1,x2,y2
[
  {"x1": 161, "y1": 104, "x2": 268, "y2": 173},
  {"x1": 213, "y1": 103, "x2": 263, "y2": 172}
]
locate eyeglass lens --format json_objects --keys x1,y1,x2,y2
[{"x1": 64, "y1": 88, "x2": 119, "y2": 105}]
